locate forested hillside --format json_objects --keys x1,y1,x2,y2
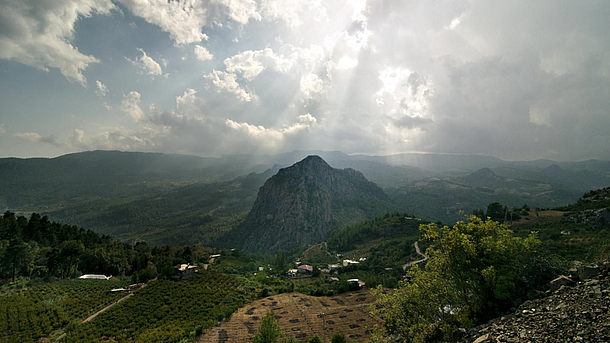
[
  {"x1": 0, "y1": 211, "x2": 213, "y2": 283},
  {"x1": 2, "y1": 150, "x2": 609, "y2": 247}
]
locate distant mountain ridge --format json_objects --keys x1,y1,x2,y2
[
  {"x1": 2, "y1": 150, "x2": 609, "y2": 247},
  {"x1": 230, "y1": 155, "x2": 393, "y2": 252}
]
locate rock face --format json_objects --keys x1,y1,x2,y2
[
  {"x1": 237, "y1": 155, "x2": 391, "y2": 252},
  {"x1": 464, "y1": 268, "x2": 610, "y2": 343}
]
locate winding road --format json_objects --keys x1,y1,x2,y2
[{"x1": 402, "y1": 241, "x2": 428, "y2": 271}]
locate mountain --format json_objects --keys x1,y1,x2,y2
[
  {"x1": 230, "y1": 155, "x2": 394, "y2": 253},
  {"x1": 2, "y1": 150, "x2": 609, "y2": 247},
  {"x1": 461, "y1": 167, "x2": 502, "y2": 186}
]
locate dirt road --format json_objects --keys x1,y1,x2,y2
[{"x1": 402, "y1": 241, "x2": 428, "y2": 271}]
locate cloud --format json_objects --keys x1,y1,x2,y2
[
  {"x1": 127, "y1": 48, "x2": 163, "y2": 76},
  {"x1": 95, "y1": 80, "x2": 109, "y2": 96},
  {"x1": 5, "y1": 1, "x2": 610, "y2": 161},
  {"x1": 194, "y1": 45, "x2": 213, "y2": 61},
  {"x1": 121, "y1": 91, "x2": 144, "y2": 120},
  {"x1": 13, "y1": 132, "x2": 42, "y2": 142},
  {"x1": 0, "y1": 125, "x2": 6, "y2": 134},
  {"x1": 116, "y1": 0, "x2": 261, "y2": 45},
  {"x1": 13, "y1": 132, "x2": 63, "y2": 146},
  {"x1": 0, "y1": 0, "x2": 115, "y2": 86},
  {"x1": 116, "y1": 0, "x2": 209, "y2": 45},
  {"x1": 260, "y1": 0, "x2": 327, "y2": 28},
  {"x1": 205, "y1": 70, "x2": 257, "y2": 102},
  {"x1": 72, "y1": 129, "x2": 85, "y2": 145}
]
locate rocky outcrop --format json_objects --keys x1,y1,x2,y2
[
  {"x1": 564, "y1": 187, "x2": 610, "y2": 228},
  {"x1": 565, "y1": 208, "x2": 610, "y2": 227},
  {"x1": 464, "y1": 262, "x2": 610, "y2": 342},
  {"x1": 236, "y1": 156, "x2": 391, "y2": 253}
]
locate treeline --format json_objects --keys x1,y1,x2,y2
[
  {"x1": 327, "y1": 212, "x2": 423, "y2": 252},
  {"x1": 471, "y1": 202, "x2": 531, "y2": 222},
  {"x1": 0, "y1": 211, "x2": 213, "y2": 284}
]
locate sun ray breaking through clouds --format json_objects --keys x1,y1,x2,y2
[{"x1": 0, "y1": 0, "x2": 609, "y2": 161}]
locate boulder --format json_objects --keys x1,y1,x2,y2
[
  {"x1": 578, "y1": 265, "x2": 600, "y2": 280},
  {"x1": 550, "y1": 275, "x2": 574, "y2": 292},
  {"x1": 473, "y1": 333, "x2": 492, "y2": 343}
]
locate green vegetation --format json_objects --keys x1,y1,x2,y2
[
  {"x1": 47, "y1": 170, "x2": 273, "y2": 246},
  {"x1": 0, "y1": 211, "x2": 221, "y2": 284},
  {"x1": 63, "y1": 272, "x2": 255, "y2": 343},
  {"x1": 374, "y1": 217, "x2": 560, "y2": 342},
  {"x1": 253, "y1": 312, "x2": 282, "y2": 343},
  {"x1": 0, "y1": 279, "x2": 128, "y2": 343},
  {"x1": 326, "y1": 213, "x2": 423, "y2": 270}
]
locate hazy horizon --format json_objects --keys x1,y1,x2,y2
[{"x1": 1, "y1": 1, "x2": 609, "y2": 161}]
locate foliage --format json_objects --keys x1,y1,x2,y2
[
  {"x1": 331, "y1": 333, "x2": 347, "y2": 343},
  {"x1": 0, "y1": 279, "x2": 128, "y2": 343},
  {"x1": 555, "y1": 187, "x2": 610, "y2": 212},
  {"x1": 328, "y1": 212, "x2": 422, "y2": 252},
  {"x1": 253, "y1": 311, "x2": 282, "y2": 343},
  {"x1": 374, "y1": 216, "x2": 543, "y2": 342},
  {"x1": 63, "y1": 272, "x2": 256, "y2": 343},
  {"x1": 0, "y1": 211, "x2": 214, "y2": 284}
]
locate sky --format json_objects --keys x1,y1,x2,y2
[{"x1": 0, "y1": 0, "x2": 609, "y2": 161}]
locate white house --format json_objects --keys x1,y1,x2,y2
[
  {"x1": 286, "y1": 269, "x2": 299, "y2": 278},
  {"x1": 78, "y1": 274, "x2": 109, "y2": 280},
  {"x1": 342, "y1": 259, "x2": 359, "y2": 267}
]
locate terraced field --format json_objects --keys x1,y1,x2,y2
[{"x1": 197, "y1": 290, "x2": 383, "y2": 343}]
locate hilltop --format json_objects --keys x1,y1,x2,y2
[{"x1": 230, "y1": 156, "x2": 393, "y2": 252}]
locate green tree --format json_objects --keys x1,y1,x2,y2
[
  {"x1": 485, "y1": 202, "x2": 505, "y2": 222},
  {"x1": 374, "y1": 216, "x2": 541, "y2": 342},
  {"x1": 5, "y1": 238, "x2": 31, "y2": 281},
  {"x1": 253, "y1": 311, "x2": 281, "y2": 343},
  {"x1": 331, "y1": 333, "x2": 347, "y2": 343},
  {"x1": 59, "y1": 240, "x2": 85, "y2": 278},
  {"x1": 308, "y1": 336, "x2": 322, "y2": 343}
]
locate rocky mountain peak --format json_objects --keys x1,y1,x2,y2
[
  {"x1": 234, "y1": 156, "x2": 392, "y2": 253},
  {"x1": 276, "y1": 155, "x2": 332, "y2": 177}
]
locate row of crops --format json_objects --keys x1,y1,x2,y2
[
  {"x1": 1, "y1": 279, "x2": 129, "y2": 343},
  {"x1": 63, "y1": 271, "x2": 259, "y2": 343}
]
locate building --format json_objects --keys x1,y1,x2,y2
[
  {"x1": 174, "y1": 264, "x2": 199, "y2": 279},
  {"x1": 298, "y1": 264, "x2": 313, "y2": 273},
  {"x1": 342, "y1": 259, "x2": 359, "y2": 267},
  {"x1": 78, "y1": 274, "x2": 109, "y2": 280},
  {"x1": 328, "y1": 264, "x2": 340, "y2": 271},
  {"x1": 286, "y1": 269, "x2": 299, "y2": 278},
  {"x1": 347, "y1": 278, "x2": 366, "y2": 288}
]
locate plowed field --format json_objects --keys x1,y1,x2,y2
[{"x1": 197, "y1": 290, "x2": 383, "y2": 342}]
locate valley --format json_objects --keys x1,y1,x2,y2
[{"x1": 0, "y1": 152, "x2": 609, "y2": 343}]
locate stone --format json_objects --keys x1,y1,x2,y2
[
  {"x1": 473, "y1": 333, "x2": 492, "y2": 343},
  {"x1": 550, "y1": 275, "x2": 574, "y2": 292},
  {"x1": 578, "y1": 265, "x2": 600, "y2": 280}
]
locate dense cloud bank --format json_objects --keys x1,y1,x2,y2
[{"x1": 1, "y1": 0, "x2": 609, "y2": 161}]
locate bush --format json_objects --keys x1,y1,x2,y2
[
  {"x1": 253, "y1": 312, "x2": 281, "y2": 343},
  {"x1": 374, "y1": 216, "x2": 542, "y2": 342},
  {"x1": 331, "y1": 333, "x2": 347, "y2": 343}
]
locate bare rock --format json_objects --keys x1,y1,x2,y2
[
  {"x1": 473, "y1": 333, "x2": 492, "y2": 343},
  {"x1": 578, "y1": 265, "x2": 600, "y2": 280},
  {"x1": 550, "y1": 275, "x2": 574, "y2": 292}
]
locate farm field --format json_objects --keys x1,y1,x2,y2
[
  {"x1": 197, "y1": 290, "x2": 383, "y2": 343},
  {"x1": 0, "y1": 279, "x2": 129, "y2": 343},
  {"x1": 62, "y1": 271, "x2": 258, "y2": 343}
]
